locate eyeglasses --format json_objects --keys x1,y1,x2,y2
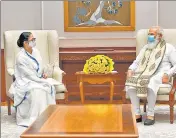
[
  {"x1": 27, "y1": 38, "x2": 36, "y2": 43},
  {"x1": 30, "y1": 38, "x2": 36, "y2": 42}
]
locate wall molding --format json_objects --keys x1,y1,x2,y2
[
  {"x1": 58, "y1": 37, "x2": 136, "y2": 40},
  {"x1": 1, "y1": 38, "x2": 136, "y2": 49},
  {"x1": 59, "y1": 38, "x2": 136, "y2": 48}
]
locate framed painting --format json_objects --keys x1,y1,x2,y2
[{"x1": 64, "y1": 0, "x2": 135, "y2": 32}]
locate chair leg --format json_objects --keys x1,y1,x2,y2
[
  {"x1": 7, "y1": 97, "x2": 11, "y2": 115},
  {"x1": 169, "y1": 88, "x2": 175, "y2": 124},
  {"x1": 122, "y1": 93, "x2": 127, "y2": 104},
  {"x1": 170, "y1": 104, "x2": 174, "y2": 124},
  {"x1": 143, "y1": 101, "x2": 147, "y2": 112},
  {"x1": 64, "y1": 92, "x2": 68, "y2": 104}
]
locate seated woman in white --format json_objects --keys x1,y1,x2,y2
[{"x1": 9, "y1": 32, "x2": 65, "y2": 127}]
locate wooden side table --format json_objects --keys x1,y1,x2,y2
[{"x1": 75, "y1": 71, "x2": 118, "y2": 103}]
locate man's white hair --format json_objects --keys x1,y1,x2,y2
[{"x1": 150, "y1": 26, "x2": 164, "y2": 39}]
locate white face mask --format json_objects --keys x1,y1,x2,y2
[{"x1": 28, "y1": 41, "x2": 36, "y2": 48}]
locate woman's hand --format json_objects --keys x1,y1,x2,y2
[
  {"x1": 42, "y1": 73, "x2": 48, "y2": 79},
  {"x1": 62, "y1": 71, "x2": 66, "y2": 76}
]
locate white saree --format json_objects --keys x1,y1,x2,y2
[{"x1": 9, "y1": 48, "x2": 59, "y2": 127}]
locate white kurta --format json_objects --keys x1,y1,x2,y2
[
  {"x1": 126, "y1": 43, "x2": 176, "y2": 96},
  {"x1": 9, "y1": 48, "x2": 57, "y2": 127}
]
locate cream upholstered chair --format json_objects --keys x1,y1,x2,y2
[
  {"x1": 4, "y1": 30, "x2": 67, "y2": 115},
  {"x1": 126, "y1": 29, "x2": 176, "y2": 124}
]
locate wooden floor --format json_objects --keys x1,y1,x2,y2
[
  {"x1": 1, "y1": 96, "x2": 167, "y2": 106},
  {"x1": 1, "y1": 94, "x2": 129, "y2": 106},
  {"x1": 1, "y1": 100, "x2": 130, "y2": 106}
]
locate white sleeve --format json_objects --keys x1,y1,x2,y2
[
  {"x1": 168, "y1": 46, "x2": 176, "y2": 76},
  {"x1": 129, "y1": 45, "x2": 147, "y2": 71},
  {"x1": 15, "y1": 57, "x2": 47, "y2": 83}
]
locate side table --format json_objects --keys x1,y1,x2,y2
[{"x1": 75, "y1": 71, "x2": 118, "y2": 103}]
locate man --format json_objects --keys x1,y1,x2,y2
[{"x1": 125, "y1": 26, "x2": 176, "y2": 125}]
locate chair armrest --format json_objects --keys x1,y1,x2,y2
[
  {"x1": 6, "y1": 68, "x2": 15, "y2": 81},
  {"x1": 169, "y1": 74, "x2": 176, "y2": 103},
  {"x1": 7, "y1": 68, "x2": 14, "y2": 76},
  {"x1": 6, "y1": 69, "x2": 15, "y2": 99},
  {"x1": 172, "y1": 74, "x2": 176, "y2": 87},
  {"x1": 52, "y1": 66, "x2": 65, "y2": 83},
  {"x1": 52, "y1": 66, "x2": 67, "y2": 93}
]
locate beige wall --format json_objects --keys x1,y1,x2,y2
[
  {"x1": 1, "y1": 1, "x2": 42, "y2": 49},
  {"x1": 1, "y1": 1, "x2": 176, "y2": 49}
]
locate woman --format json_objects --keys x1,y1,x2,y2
[{"x1": 9, "y1": 32, "x2": 58, "y2": 127}]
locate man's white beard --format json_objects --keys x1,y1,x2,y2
[{"x1": 147, "y1": 40, "x2": 159, "y2": 49}]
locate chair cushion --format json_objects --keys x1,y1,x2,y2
[
  {"x1": 55, "y1": 84, "x2": 67, "y2": 93},
  {"x1": 126, "y1": 93, "x2": 176, "y2": 101},
  {"x1": 158, "y1": 84, "x2": 172, "y2": 95},
  {"x1": 56, "y1": 92, "x2": 65, "y2": 100},
  {"x1": 156, "y1": 95, "x2": 176, "y2": 101},
  {"x1": 125, "y1": 84, "x2": 174, "y2": 100}
]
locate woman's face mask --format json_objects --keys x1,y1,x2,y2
[{"x1": 28, "y1": 38, "x2": 36, "y2": 48}]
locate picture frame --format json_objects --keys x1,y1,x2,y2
[{"x1": 64, "y1": 0, "x2": 135, "y2": 32}]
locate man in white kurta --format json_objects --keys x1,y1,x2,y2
[
  {"x1": 125, "y1": 26, "x2": 176, "y2": 125},
  {"x1": 9, "y1": 33, "x2": 65, "y2": 127}
]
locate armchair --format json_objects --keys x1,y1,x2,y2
[
  {"x1": 126, "y1": 29, "x2": 176, "y2": 124},
  {"x1": 4, "y1": 30, "x2": 67, "y2": 115}
]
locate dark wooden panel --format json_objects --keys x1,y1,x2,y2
[
  {"x1": 59, "y1": 47, "x2": 136, "y2": 103},
  {"x1": 1, "y1": 49, "x2": 6, "y2": 102}
]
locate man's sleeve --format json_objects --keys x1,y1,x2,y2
[
  {"x1": 168, "y1": 46, "x2": 176, "y2": 76},
  {"x1": 128, "y1": 45, "x2": 147, "y2": 71}
]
